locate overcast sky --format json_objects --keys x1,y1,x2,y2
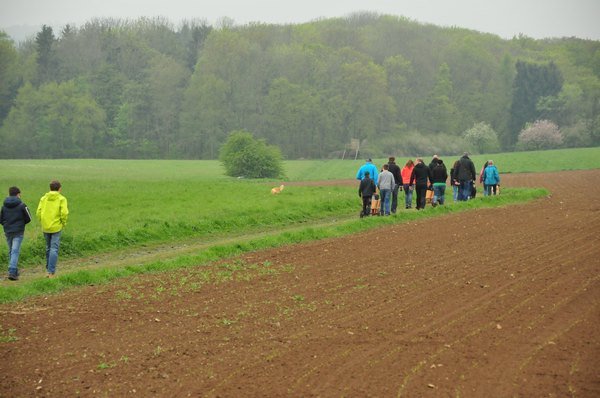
[{"x1": 1, "y1": 0, "x2": 599, "y2": 41}]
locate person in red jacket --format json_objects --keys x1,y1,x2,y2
[{"x1": 401, "y1": 159, "x2": 415, "y2": 209}]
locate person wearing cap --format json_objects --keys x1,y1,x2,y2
[
  {"x1": 0, "y1": 186, "x2": 32, "y2": 281},
  {"x1": 356, "y1": 158, "x2": 378, "y2": 185},
  {"x1": 358, "y1": 171, "x2": 377, "y2": 217},
  {"x1": 36, "y1": 180, "x2": 69, "y2": 278}
]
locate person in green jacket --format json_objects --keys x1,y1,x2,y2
[{"x1": 36, "y1": 180, "x2": 69, "y2": 278}]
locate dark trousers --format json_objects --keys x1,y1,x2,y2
[
  {"x1": 415, "y1": 183, "x2": 427, "y2": 209},
  {"x1": 361, "y1": 195, "x2": 372, "y2": 216},
  {"x1": 485, "y1": 184, "x2": 498, "y2": 196},
  {"x1": 391, "y1": 184, "x2": 400, "y2": 213}
]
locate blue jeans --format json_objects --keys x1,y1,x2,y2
[
  {"x1": 44, "y1": 231, "x2": 62, "y2": 274},
  {"x1": 433, "y1": 185, "x2": 446, "y2": 205},
  {"x1": 452, "y1": 185, "x2": 459, "y2": 202},
  {"x1": 459, "y1": 181, "x2": 473, "y2": 201},
  {"x1": 403, "y1": 184, "x2": 413, "y2": 208},
  {"x1": 380, "y1": 189, "x2": 392, "y2": 215},
  {"x1": 5, "y1": 233, "x2": 24, "y2": 276}
]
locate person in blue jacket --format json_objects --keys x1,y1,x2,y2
[
  {"x1": 483, "y1": 160, "x2": 500, "y2": 196},
  {"x1": 356, "y1": 158, "x2": 378, "y2": 184}
]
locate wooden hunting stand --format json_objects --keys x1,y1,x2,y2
[{"x1": 342, "y1": 138, "x2": 360, "y2": 160}]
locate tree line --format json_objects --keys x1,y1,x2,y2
[{"x1": 0, "y1": 13, "x2": 598, "y2": 159}]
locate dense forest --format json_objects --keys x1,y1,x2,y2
[{"x1": 0, "y1": 13, "x2": 598, "y2": 159}]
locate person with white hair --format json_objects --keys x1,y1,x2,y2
[{"x1": 483, "y1": 160, "x2": 500, "y2": 196}]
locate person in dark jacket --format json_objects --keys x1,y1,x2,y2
[
  {"x1": 479, "y1": 161, "x2": 489, "y2": 196},
  {"x1": 409, "y1": 158, "x2": 430, "y2": 210},
  {"x1": 429, "y1": 158, "x2": 448, "y2": 206},
  {"x1": 0, "y1": 186, "x2": 32, "y2": 280},
  {"x1": 428, "y1": 155, "x2": 439, "y2": 171},
  {"x1": 455, "y1": 152, "x2": 476, "y2": 201},
  {"x1": 358, "y1": 171, "x2": 377, "y2": 217},
  {"x1": 450, "y1": 160, "x2": 460, "y2": 202},
  {"x1": 386, "y1": 156, "x2": 403, "y2": 214}
]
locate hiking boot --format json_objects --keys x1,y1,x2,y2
[
  {"x1": 7, "y1": 273, "x2": 18, "y2": 281},
  {"x1": 46, "y1": 273, "x2": 55, "y2": 279}
]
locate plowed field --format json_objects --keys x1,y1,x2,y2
[{"x1": 1, "y1": 170, "x2": 599, "y2": 397}]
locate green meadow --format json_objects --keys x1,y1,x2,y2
[
  {"x1": 0, "y1": 160, "x2": 355, "y2": 267},
  {"x1": 0, "y1": 147, "x2": 597, "y2": 302},
  {"x1": 1, "y1": 147, "x2": 599, "y2": 268},
  {"x1": 285, "y1": 147, "x2": 600, "y2": 180}
]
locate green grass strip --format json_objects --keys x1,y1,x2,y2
[{"x1": 0, "y1": 187, "x2": 547, "y2": 303}]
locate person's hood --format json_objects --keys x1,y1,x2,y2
[
  {"x1": 3, "y1": 196, "x2": 22, "y2": 208},
  {"x1": 437, "y1": 159, "x2": 444, "y2": 165},
  {"x1": 415, "y1": 162, "x2": 425, "y2": 169},
  {"x1": 43, "y1": 191, "x2": 62, "y2": 201}
]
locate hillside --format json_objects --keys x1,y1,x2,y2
[{"x1": 0, "y1": 13, "x2": 598, "y2": 159}]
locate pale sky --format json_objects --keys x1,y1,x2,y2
[{"x1": 1, "y1": 0, "x2": 599, "y2": 41}]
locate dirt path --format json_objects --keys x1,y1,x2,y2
[
  {"x1": 4, "y1": 214, "x2": 359, "y2": 282},
  {"x1": 1, "y1": 170, "x2": 599, "y2": 397}
]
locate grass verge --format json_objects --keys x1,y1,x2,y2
[{"x1": 0, "y1": 187, "x2": 547, "y2": 303}]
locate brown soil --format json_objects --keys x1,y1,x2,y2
[{"x1": 1, "y1": 170, "x2": 599, "y2": 397}]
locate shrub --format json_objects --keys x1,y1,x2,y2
[
  {"x1": 219, "y1": 130, "x2": 284, "y2": 178},
  {"x1": 561, "y1": 121, "x2": 593, "y2": 148},
  {"x1": 462, "y1": 122, "x2": 500, "y2": 154},
  {"x1": 517, "y1": 120, "x2": 563, "y2": 150}
]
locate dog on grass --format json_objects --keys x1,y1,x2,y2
[{"x1": 271, "y1": 184, "x2": 285, "y2": 194}]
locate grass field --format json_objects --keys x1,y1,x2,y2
[
  {"x1": 0, "y1": 147, "x2": 598, "y2": 268},
  {"x1": 284, "y1": 147, "x2": 600, "y2": 180},
  {"x1": 0, "y1": 160, "x2": 355, "y2": 267},
  {"x1": 0, "y1": 148, "x2": 600, "y2": 267},
  {"x1": 0, "y1": 147, "x2": 597, "y2": 301}
]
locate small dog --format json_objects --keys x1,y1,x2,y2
[{"x1": 271, "y1": 184, "x2": 285, "y2": 194}]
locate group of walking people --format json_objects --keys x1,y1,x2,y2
[
  {"x1": 0, "y1": 180, "x2": 69, "y2": 280},
  {"x1": 357, "y1": 152, "x2": 500, "y2": 217}
]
